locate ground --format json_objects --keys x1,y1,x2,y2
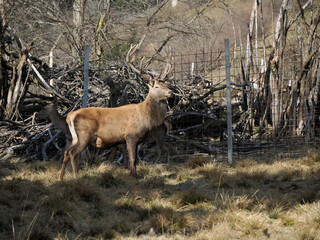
[{"x1": 0, "y1": 149, "x2": 320, "y2": 240}]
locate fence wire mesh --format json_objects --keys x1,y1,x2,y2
[{"x1": 165, "y1": 44, "x2": 320, "y2": 161}]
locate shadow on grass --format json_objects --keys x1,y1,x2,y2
[{"x1": 0, "y1": 150, "x2": 320, "y2": 239}]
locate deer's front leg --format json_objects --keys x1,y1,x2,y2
[{"x1": 126, "y1": 137, "x2": 138, "y2": 177}]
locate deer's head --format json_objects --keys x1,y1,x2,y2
[
  {"x1": 37, "y1": 103, "x2": 56, "y2": 119},
  {"x1": 126, "y1": 44, "x2": 173, "y2": 102},
  {"x1": 148, "y1": 80, "x2": 172, "y2": 101}
]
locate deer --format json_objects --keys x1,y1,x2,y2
[
  {"x1": 36, "y1": 103, "x2": 72, "y2": 160},
  {"x1": 37, "y1": 103, "x2": 71, "y2": 140},
  {"x1": 60, "y1": 44, "x2": 173, "y2": 180},
  {"x1": 138, "y1": 120, "x2": 172, "y2": 163}
]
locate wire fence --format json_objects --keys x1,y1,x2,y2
[{"x1": 166, "y1": 42, "x2": 320, "y2": 160}]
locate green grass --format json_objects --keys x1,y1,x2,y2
[{"x1": 1, "y1": 150, "x2": 320, "y2": 239}]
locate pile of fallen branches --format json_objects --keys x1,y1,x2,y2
[{"x1": 0, "y1": 61, "x2": 238, "y2": 162}]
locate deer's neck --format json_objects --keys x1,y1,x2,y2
[{"x1": 143, "y1": 94, "x2": 167, "y2": 128}]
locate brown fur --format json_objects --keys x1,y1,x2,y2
[{"x1": 60, "y1": 80, "x2": 172, "y2": 180}]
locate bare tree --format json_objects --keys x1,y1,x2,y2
[
  {"x1": 0, "y1": 0, "x2": 5, "y2": 119},
  {"x1": 94, "y1": 0, "x2": 111, "y2": 58},
  {"x1": 72, "y1": 0, "x2": 87, "y2": 58}
]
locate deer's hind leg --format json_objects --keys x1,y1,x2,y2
[
  {"x1": 68, "y1": 140, "x2": 89, "y2": 178},
  {"x1": 60, "y1": 145, "x2": 73, "y2": 181},
  {"x1": 59, "y1": 136, "x2": 90, "y2": 180}
]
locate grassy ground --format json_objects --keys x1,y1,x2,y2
[{"x1": 0, "y1": 149, "x2": 320, "y2": 240}]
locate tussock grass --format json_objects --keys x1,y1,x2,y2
[
  {"x1": 1, "y1": 149, "x2": 320, "y2": 239},
  {"x1": 87, "y1": 171, "x2": 124, "y2": 188},
  {"x1": 171, "y1": 187, "x2": 208, "y2": 207},
  {"x1": 140, "y1": 175, "x2": 166, "y2": 189},
  {"x1": 186, "y1": 155, "x2": 211, "y2": 169}
]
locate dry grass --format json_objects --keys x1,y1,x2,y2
[{"x1": 1, "y1": 149, "x2": 320, "y2": 239}]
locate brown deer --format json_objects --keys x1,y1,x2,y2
[
  {"x1": 37, "y1": 103, "x2": 71, "y2": 141},
  {"x1": 138, "y1": 120, "x2": 172, "y2": 163},
  {"x1": 36, "y1": 103, "x2": 72, "y2": 160},
  {"x1": 60, "y1": 80, "x2": 171, "y2": 180},
  {"x1": 60, "y1": 45, "x2": 173, "y2": 180}
]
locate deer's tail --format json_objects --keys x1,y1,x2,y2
[{"x1": 67, "y1": 114, "x2": 79, "y2": 147}]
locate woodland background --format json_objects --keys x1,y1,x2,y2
[
  {"x1": 1, "y1": 0, "x2": 320, "y2": 160},
  {"x1": 1, "y1": 1, "x2": 320, "y2": 240}
]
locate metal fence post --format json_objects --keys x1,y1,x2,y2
[
  {"x1": 225, "y1": 39, "x2": 233, "y2": 164},
  {"x1": 82, "y1": 45, "x2": 90, "y2": 108}
]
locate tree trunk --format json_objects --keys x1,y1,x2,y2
[
  {"x1": 72, "y1": 0, "x2": 86, "y2": 58},
  {"x1": 94, "y1": 0, "x2": 110, "y2": 58},
  {"x1": 296, "y1": 10, "x2": 320, "y2": 136},
  {"x1": 5, "y1": 49, "x2": 28, "y2": 120},
  {"x1": 0, "y1": 0, "x2": 5, "y2": 120},
  {"x1": 269, "y1": 0, "x2": 289, "y2": 134}
]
